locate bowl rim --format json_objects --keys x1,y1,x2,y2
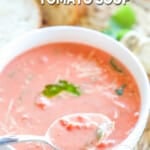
[{"x1": 0, "y1": 26, "x2": 150, "y2": 150}]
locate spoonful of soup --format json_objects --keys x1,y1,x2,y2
[{"x1": 0, "y1": 113, "x2": 114, "y2": 150}]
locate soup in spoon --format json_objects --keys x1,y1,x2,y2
[{"x1": 49, "y1": 113, "x2": 114, "y2": 150}]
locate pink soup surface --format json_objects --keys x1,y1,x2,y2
[{"x1": 0, "y1": 43, "x2": 140, "y2": 150}]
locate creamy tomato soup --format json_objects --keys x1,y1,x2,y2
[{"x1": 0, "y1": 43, "x2": 140, "y2": 150}]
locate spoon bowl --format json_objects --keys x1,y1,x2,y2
[{"x1": 0, "y1": 113, "x2": 113, "y2": 150}]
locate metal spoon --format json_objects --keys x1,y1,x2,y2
[
  {"x1": 0, "y1": 113, "x2": 113, "y2": 150},
  {"x1": 0, "y1": 145, "x2": 15, "y2": 150}
]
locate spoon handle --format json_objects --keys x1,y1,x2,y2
[
  {"x1": 0, "y1": 135, "x2": 46, "y2": 145},
  {"x1": 0, "y1": 135, "x2": 59, "y2": 150}
]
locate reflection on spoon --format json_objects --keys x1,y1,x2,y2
[{"x1": 0, "y1": 113, "x2": 114, "y2": 150}]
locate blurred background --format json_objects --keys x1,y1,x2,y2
[{"x1": 0, "y1": 0, "x2": 150, "y2": 149}]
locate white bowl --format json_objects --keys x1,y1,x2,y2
[{"x1": 0, "y1": 26, "x2": 150, "y2": 150}]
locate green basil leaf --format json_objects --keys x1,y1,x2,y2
[{"x1": 42, "y1": 80, "x2": 81, "y2": 98}]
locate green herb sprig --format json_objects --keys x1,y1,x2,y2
[
  {"x1": 42, "y1": 80, "x2": 81, "y2": 98},
  {"x1": 110, "y1": 58, "x2": 123, "y2": 73},
  {"x1": 96, "y1": 128, "x2": 105, "y2": 141},
  {"x1": 102, "y1": 4, "x2": 136, "y2": 40},
  {"x1": 115, "y1": 84, "x2": 126, "y2": 96}
]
